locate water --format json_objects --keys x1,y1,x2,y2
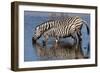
[{"x1": 24, "y1": 11, "x2": 90, "y2": 61}]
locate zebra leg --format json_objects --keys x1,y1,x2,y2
[
  {"x1": 77, "y1": 31, "x2": 84, "y2": 58},
  {"x1": 77, "y1": 31, "x2": 82, "y2": 51},
  {"x1": 75, "y1": 33, "x2": 79, "y2": 59},
  {"x1": 43, "y1": 35, "x2": 48, "y2": 47},
  {"x1": 77, "y1": 31, "x2": 82, "y2": 41},
  {"x1": 71, "y1": 33, "x2": 79, "y2": 59},
  {"x1": 78, "y1": 30, "x2": 89, "y2": 58}
]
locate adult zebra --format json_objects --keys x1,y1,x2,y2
[{"x1": 32, "y1": 16, "x2": 89, "y2": 44}]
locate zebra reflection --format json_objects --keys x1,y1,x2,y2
[{"x1": 32, "y1": 41, "x2": 84, "y2": 60}]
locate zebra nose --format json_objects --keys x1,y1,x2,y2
[{"x1": 32, "y1": 36, "x2": 36, "y2": 44}]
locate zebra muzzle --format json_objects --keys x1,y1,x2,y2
[{"x1": 32, "y1": 37, "x2": 37, "y2": 44}]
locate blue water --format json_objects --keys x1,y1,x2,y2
[{"x1": 24, "y1": 11, "x2": 90, "y2": 61}]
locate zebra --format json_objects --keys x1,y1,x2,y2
[
  {"x1": 33, "y1": 19, "x2": 65, "y2": 42},
  {"x1": 32, "y1": 16, "x2": 89, "y2": 44}
]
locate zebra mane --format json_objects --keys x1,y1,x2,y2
[{"x1": 35, "y1": 20, "x2": 53, "y2": 30}]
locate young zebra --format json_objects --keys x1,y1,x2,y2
[{"x1": 32, "y1": 16, "x2": 89, "y2": 43}]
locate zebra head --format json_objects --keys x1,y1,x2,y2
[
  {"x1": 34, "y1": 26, "x2": 42, "y2": 40},
  {"x1": 32, "y1": 27, "x2": 42, "y2": 43}
]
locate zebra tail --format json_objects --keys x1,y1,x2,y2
[{"x1": 82, "y1": 20, "x2": 89, "y2": 35}]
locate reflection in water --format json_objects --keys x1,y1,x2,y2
[{"x1": 32, "y1": 39, "x2": 89, "y2": 61}]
